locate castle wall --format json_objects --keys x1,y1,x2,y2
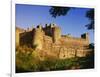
[
  {"x1": 42, "y1": 34, "x2": 91, "y2": 59},
  {"x1": 60, "y1": 35, "x2": 89, "y2": 47},
  {"x1": 58, "y1": 47, "x2": 92, "y2": 59},
  {"x1": 20, "y1": 31, "x2": 33, "y2": 47},
  {"x1": 41, "y1": 41, "x2": 91, "y2": 59},
  {"x1": 43, "y1": 26, "x2": 53, "y2": 36},
  {"x1": 42, "y1": 35, "x2": 53, "y2": 50},
  {"x1": 16, "y1": 23, "x2": 92, "y2": 59}
]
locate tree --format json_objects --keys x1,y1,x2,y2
[
  {"x1": 85, "y1": 9, "x2": 94, "y2": 30},
  {"x1": 49, "y1": 7, "x2": 94, "y2": 30},
  {"x1": 49, "y1": 6, "x2": 71, "y2": 18}
]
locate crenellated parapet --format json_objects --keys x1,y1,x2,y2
[
  {"x1": 16, "y1": 23, "x2": 90, "y2": 51},
  {"x1": 16, "y1": 23, "x2": 92, "y2": 59}
]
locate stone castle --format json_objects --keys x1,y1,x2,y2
[{"x1": 16, "y1": 23, "x2": 92, "y2": 59}]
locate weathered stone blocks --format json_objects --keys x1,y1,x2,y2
[{"x1": 16, "y1": 23, "x2": 91, "y2": 59}]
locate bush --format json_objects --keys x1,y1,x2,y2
[{"x1": 16, "y1": 46, "x2": 94, "y2": 73}]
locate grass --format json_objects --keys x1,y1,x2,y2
[{"x1": 16, "y1": 46, "x2": 94, "y2": 73}]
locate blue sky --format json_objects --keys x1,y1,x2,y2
[{"x1": 16, "y1": 4, "x2": 94, "y2": 43}]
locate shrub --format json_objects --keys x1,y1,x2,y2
[{"x1": 16, "y1": 46, "x2": 94, "y2": 73}]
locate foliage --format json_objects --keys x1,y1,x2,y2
[
  {"x1": 85, "y1": 9, "x2": 94, "y2": 30},
  {"x1": 16, "y1": 46, "x2": 40, "y2": 72},
  {"x1": 16, "y1": 46, "x2": 94, "y2": 73},
  {"x1": 49, "y1": 6, "x2": 70, "y2": 18},
  {"x1": 89, "y1": 43, "x2": 94, "y2": 49}
]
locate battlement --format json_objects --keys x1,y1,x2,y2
[
  {"x1": 16, "y1": 23, "x2": 89, "y2": 50},
  {"x1": 16, "y1": 23, "x2": 92, "y2": 59}
]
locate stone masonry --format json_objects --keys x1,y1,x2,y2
[{"x1": 16, "y1": 23, "x2": 92, "y2": 59}]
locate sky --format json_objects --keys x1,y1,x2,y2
[{"x1": 16, "y1": 4, "x2": 94, "y2": 43}]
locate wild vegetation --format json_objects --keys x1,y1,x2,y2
[{"x1": 16, "y1": 45, "x2": 94, "y2": 73}]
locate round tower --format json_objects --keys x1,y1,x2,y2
[
  {"x1": 32, "y1": 25, "x2": 44, "y2": 50},
  {"x1": 52, "y1": 26, "x2": 61, "y2": 43}
]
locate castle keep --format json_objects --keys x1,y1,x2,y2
[{"x1": 16, "y1": 23, "x2": 92, "y2": 59}]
